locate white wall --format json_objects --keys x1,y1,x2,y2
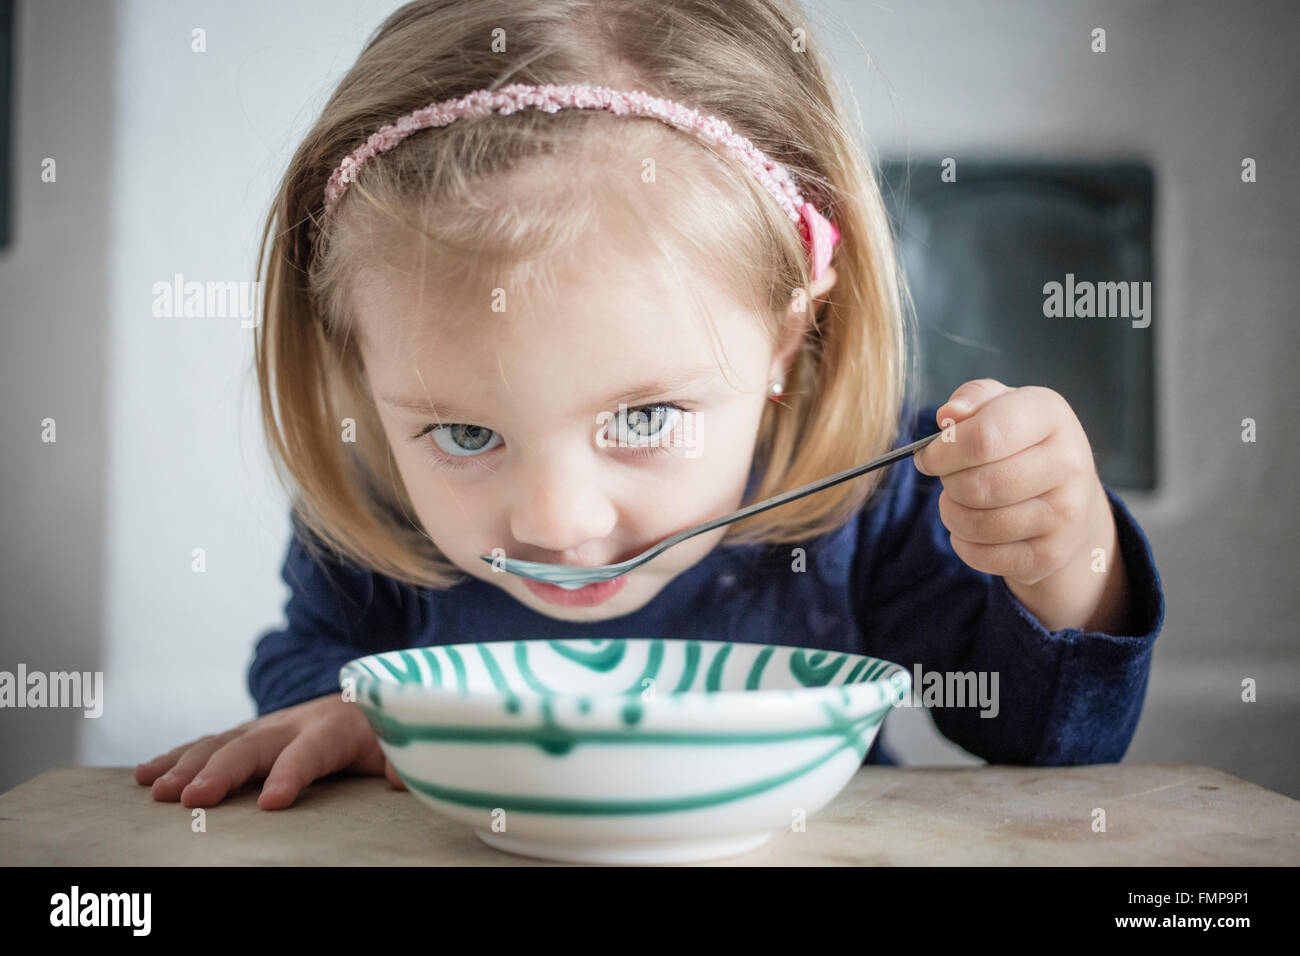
[
  {"x1": 2, "y1": 0, "x2": 391, "y2": 790},
  {"x1": 82, "y1": 0, "x2": 391, "y2": 767},
  {"x1": 2, "y1": 0, "x2": 1296, "y2": 798}
]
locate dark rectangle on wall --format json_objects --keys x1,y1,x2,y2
[{"x1": 876, "y1": 160, "x2": 1156, "y2": 490}]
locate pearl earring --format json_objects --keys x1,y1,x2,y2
[{"x1": 767, "y1": 380, "x2": 784, "y2": 402}]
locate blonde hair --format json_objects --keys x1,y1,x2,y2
[{"x1": 253, "y1": 0, "x2": 916, "y2": 589}]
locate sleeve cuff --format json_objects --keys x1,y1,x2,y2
[
  {"x1": 989, "y1": 485, "x2": 1166, "y2": 647},
  {"x1": 248, "y1": 637, "x2": 356, "y2": 717}
]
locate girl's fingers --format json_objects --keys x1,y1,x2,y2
[
  {"x1": 143, "y1": 698, "x2": 392, "y2": 812},
  {"x1": 938, "y1": 490, "x2": 1055, "y2": 545},
  {"x1": 948, "y1": 529, "x2": 1078, "y2": 584},
  {"x1": 939, "y1": 435, "x2": 1080, "y2": 510},
  {"x1": 257, "y1": 723, "x2": 356, "y2": 811},
  {"x1": 135, "y1": 716, "x2": 255, "y2": 785},
  {"x1": 916, "y1": 387, "x2": 1058, "y2": 476},
  {"x1": 384, "y1": 759, "x2": 407, "y2": 791},
  {"x1": 179, "y1": 723, "x2": 299, "y2": 809},
  {"x1": 134, "y1": 739, "x2": 204, "y2": 785},
  {"x1": 146, "y1": 733, "x2": 236, "y2": 801}
]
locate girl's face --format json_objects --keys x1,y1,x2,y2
[{"x1": 351, "y1": 242, "x2": 831, "y2": 622}]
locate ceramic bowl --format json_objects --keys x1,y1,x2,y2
[{"x1": 340, "y1": 638, "x2": 909, "y2": 864}]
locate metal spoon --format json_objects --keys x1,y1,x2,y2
[{"x1": 478, "y1": 430, "x2": 941, "y2": 589}]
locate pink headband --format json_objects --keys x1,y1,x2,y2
[{"x1": 323, "y1": 82, "x2": 841, "y2": 279}]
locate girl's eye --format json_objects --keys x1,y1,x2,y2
[
  {"x1": 604, "y1": 403, "x2": 682, "y2": 446},
  {"x1": 413, "y1": 402, "x2": 688, "y2": 473},
  {"x1": 429, "y1": 423, "x2": 503, "y2": 457}
]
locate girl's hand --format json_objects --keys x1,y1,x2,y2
[
  {"x1": 912, "y1": 378, "x2": 1130, "y2": 633},
  {"x1": 134, "y1": 691, "x2": 407, "y2": 810}
]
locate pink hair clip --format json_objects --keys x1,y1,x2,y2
[{"x1": 323, "y1": 83, "x2": 840, "y2": 279}]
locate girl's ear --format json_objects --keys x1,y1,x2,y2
[
  {"x1": 808, "y1": 263, "x2": 837, "y2": 302},
  {"x1": 782, "y1": 264, "x2": 837, "y2": 323},
  {"x1": 771, "y1": 265, "x2": 837, "y2": 383}
]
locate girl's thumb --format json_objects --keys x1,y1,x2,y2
[{"x1": 937, "y1": 378, "x2": 1011, "y2": 425}]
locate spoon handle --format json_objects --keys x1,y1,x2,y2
[{"x1": 641, "y1": 430, "x2": 943, "y2": 561}]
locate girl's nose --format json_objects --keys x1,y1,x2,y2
[{"x1": 508, "y1": 448, "x2": 618, "y2": 556}]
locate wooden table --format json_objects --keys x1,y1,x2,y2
[{"x1": 1, "y1": 764, "x2": 1296, "y2": 865}]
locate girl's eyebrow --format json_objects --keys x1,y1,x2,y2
[{"x1": 380, "y1": 365, "x2": 720, "y2": 421}]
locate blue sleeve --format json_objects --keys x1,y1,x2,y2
[
  {"x1": 247, "y1": 514, "x2": 418, "y2": 716},
  {"x1": 853, "y1": 406, "x2": 1166, "y2": 765}
]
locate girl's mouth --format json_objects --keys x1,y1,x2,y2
[{"x1": 524, "y1": 575, "x2": 628, "y2": 608}]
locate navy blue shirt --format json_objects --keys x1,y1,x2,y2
[{"x1": 248, "y1": 405, "x2": 1165, "y2": 766}]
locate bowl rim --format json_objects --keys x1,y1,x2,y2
[{"x1": 339, "y1": 637, "x2": 911, "y2": 716}]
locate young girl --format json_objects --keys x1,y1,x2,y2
[{"x1": 136, "y1": 0, "x2": 1164, "y2": 811}]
